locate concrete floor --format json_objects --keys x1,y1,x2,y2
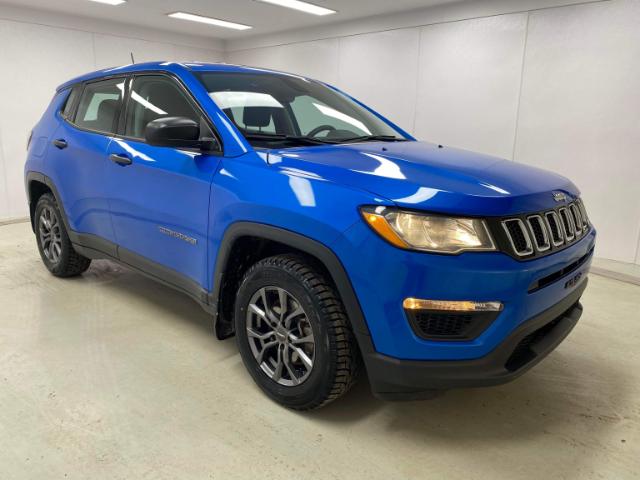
[{"x1": 0, "y1": 222, "x2": 638, "y2": 480}]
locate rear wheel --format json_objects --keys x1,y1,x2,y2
[
  {"x1": 34, "y1": 193, "x2": 91, "y2": 277},
  {"x1": 235, "y1": 254, "x2": 359, "y2": 410}
]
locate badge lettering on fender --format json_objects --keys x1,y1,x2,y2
[{"x1": 158, "y1": 226, "x2": 197, "y2": 245}]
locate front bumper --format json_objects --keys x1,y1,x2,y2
[
  {"x1": 332, "y1": 222, "x2": 595, "y2": 360},
  {"x1": 361, "y1": 278, "x2": 586, "y2": 400}
]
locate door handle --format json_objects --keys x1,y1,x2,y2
[
  {"x1": 52, "y1": 139, "x2": 67, "y2": 149},
  {"x1": 109, "y1": 153, "x2": 132, "y2": 166}
]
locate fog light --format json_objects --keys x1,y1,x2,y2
[{"x1": 402, "y1": 298, "x2": 503, "y2": 312}]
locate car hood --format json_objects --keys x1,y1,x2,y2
[{"x1": 267, "y1": 141, "x2": 579, "y2": 216}]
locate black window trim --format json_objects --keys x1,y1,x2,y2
[
  {"x1": 63, "y1": 74, "x2": 129, "y2": 137},
  {"x1": 59, "y1": 85, "x2": 82, "y2": 121},
  {"x1": 118, "y1": 71, "x2": 223, "y2": 154},
  {"x1": 60, "y1": 70, "x2": 224, "y2": 155}
]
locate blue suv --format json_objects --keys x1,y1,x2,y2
[{"x1": 25, "y1": 62, "x2": 595, "y2": 409}]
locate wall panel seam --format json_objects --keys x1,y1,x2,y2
[
  {"x1": 411, "y1": 26, "x2": 423, "y2": 136},
  {"x1": 0, "y1": 125, "x2": 8, "y2": 218},
  {"x1": 225, "y1": 0, "x2": 611, "y2": 54},
  {"x1": 511, "y1": 11, "x2": 530, "y2": 162}
]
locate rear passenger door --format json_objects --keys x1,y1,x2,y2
[
  {"x1": 47, "y1": 77, "x2": 125, "y2": 247},
  {"x1": 105, "y1": 74, "x2": 222, "y2": 289}
]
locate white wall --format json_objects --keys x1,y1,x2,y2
[
  {"x1": 225, "y1": 0, "x2": 640, "y2": 265},
  {"x1": 0, "y1": 7, "x2": 223, "y2": 222},
  {"x1": 1, "y1": 0, "x2": 638, "y2": 266}
]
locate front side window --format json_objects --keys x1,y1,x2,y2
[
  {"x1": 74, "y1": 78, "x2": 124, "y2": 134},
  {"x1": 198, "y1": 72, "x2": 407, "y2": 148},
  {"x1": 124, "y1": 75, "x2": 212, "y2": 142}
]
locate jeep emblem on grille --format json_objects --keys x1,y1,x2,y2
[{"x1": 552, "y1": 191, "x2": 567, "y2": 202}]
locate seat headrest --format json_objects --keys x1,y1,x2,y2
[
  {"x1": 97, "y1": 99, "x2": 119, "y2": 118},
  {"x1": 243, "y1": 106, "x2": 274, "y2": 128}
]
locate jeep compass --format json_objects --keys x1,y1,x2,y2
[{"x1": 25, "y1": 62, "x2": 595, "y2": 409}]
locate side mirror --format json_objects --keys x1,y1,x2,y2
[{"x1": 145, "y1": 116, "x2": 201, "y2": 148}]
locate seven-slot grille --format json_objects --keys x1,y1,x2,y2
[{"x1": 500, "y1": 199, "x2": 590, "y2": 258}]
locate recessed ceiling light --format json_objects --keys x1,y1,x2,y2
[
  {"x1": 167, "y1": 12, "x2": 252, "y2": 30},
  {"x1": 88, "y1": 0, "x2": 127, "y2": 5},
  {"x1": 255, "y1": 0, "x2": 336, "y2": 16}
]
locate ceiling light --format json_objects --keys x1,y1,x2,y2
[
  {"x1": 167, "y1": 12, "x2": 252, "y2": 30},
  {"x1": 88, "y1": 0, "x2": 127, "y2": 5},
  {"x1": 255, "y1": 0, "x2": 336, "y2": 16}
]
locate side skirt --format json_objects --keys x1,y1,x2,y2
[{"x1": 71, "y1": 232, "x2": 216, "y2": 316}]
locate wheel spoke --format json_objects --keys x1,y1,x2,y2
[
  {"x1": 272, "y1": 347, "x2": 284, "y2": 382},
  {"x1": 255, "y1": 341, "x2": 278, "y2": 364},
  {"x1": 246, "y1": 327, "x2": 275, "y2": 340},
  {"x1": 289, "y1": 345, "x2": 313, "y2": 369},
  {"x1": 52, "y1": 242, "x2": 61, "y2": 261},
  {"x1": 283, "y1": 305, "x2": 304, "y2": 328},
  {"x1": 249, "y1": 303, "x2": 267, "y2": 321},
  {"x1": 289, "y1": 333, "x2": 314, "y2": 345},
  {"x1": 282, "y1": 348, "x2": 299, "y2": 385},
  {"x1": 277, "y1": 288, "x2": 288, "y2": 323}
]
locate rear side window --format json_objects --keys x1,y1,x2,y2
[
  {"x1": 74, "y1": 78, "x2": 125, "y2": 134},
  {"x1": 61, "y1": 86, "x2": 80, "y2": 120}
]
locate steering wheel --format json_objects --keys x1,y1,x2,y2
[{"x1": 307, "y1": 124, "x2": 336, "y2": 138}]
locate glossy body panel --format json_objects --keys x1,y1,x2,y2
[
  {"x1": 106, "y1": 138, "x2": 221, "y2": 286},
  {"x1": 206, "y1": 151, "x2": 382, "y2": 291},
  {"x1": 26, "y1": 61, "x2": 595, "y2": 368},
  {"x1": 332, "y1": 221, "x2": 594, "y2": 360},
  {"x1": 47, "y1": 113, "x2": 117, "y2": 242},
  {"x1": 268, "y1": 141, "x2": 579, "y2": 216}
]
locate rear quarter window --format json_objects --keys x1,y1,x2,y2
[{"x1": 60, "y1": 86, "x2": 81, "y2": 120}]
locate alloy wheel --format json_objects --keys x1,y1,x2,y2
[
  {"x1": 246, "y1": 286, "x2": 315, "y2": 386},
  {"x1": 39, "y1": 206, "x2": 62, "y2": 264}
]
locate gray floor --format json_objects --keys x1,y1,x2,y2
[{"x1": 1, "y1": 222, "x2": 638, "y2": 480}]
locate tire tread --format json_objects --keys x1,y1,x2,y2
[
  {"x1": 35, "y1": 193, "x2": 91, "y2": 277},
  {"x1": 239, "y1": 253, "x2": 360, "y2": 410}
]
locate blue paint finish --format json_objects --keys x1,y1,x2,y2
[
  {"x1": 267, "y1": 141, "x2": 579, "y2": 216},
  {"x1": 47, "y1": 117, "x2": 116, "y2": 242},
  {"x1": 26, "y1": 61, "x2": 595, "y2": 367},
  {"x1": 105, "y1": 138, "x2": 221, "y2": 286},
  {"x1": 331, "y1": 221, "x2": 594, "y2": 360}
]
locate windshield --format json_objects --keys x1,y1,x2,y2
[{"x1": 197, "y1": 72, "x2": 407, "y2": 148}]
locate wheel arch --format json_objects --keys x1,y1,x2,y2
[
  {"x1": 211, "y1": 222, "x2": 373, "y2": 348},
  {"x1": 25, "y1": 172, "x2": 71, "y2": 233}
]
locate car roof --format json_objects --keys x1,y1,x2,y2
[{"x1": 57, "y1": 61, "x2": 313, "y2": 91}]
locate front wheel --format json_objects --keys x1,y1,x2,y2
[{"x1": 235, "y1": 254, "x2": 359, "y2": 410}]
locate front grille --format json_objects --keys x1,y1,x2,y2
[
  {"x1": 495, "y1": 198, "x2": 591, "y2": 260},
  {"x1": 545, "y1": 212, "x2": 564, "y2": 246},
  {"x1": 502, "y1": 219, "x2": 533, "y2": 255},
  {"x1": 406, "y1": 310, "x2": 500, "y2": 341},
  {"x1": 527, "y1": 215, "x2": 550, "y2": 252}
]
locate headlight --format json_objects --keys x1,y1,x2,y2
[{"x1": 360, "y1": 206, "x2": 496, "y2": 254}]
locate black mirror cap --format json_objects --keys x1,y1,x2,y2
[{"x1": 145, "y1": 116, "x2": 201, "y2": 148}]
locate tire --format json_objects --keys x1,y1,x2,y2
[
  {"x1": 235, "y1": 254, "x2": 360, "y2": 410},
  {"x1": 34, "y1": 193, "x2": 91, "y2": 277}
]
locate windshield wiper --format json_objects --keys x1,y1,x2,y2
[
  {"x1": 243, "y1": 133, "x2": 337, "y2": 146},
  {"x1": 340, "y1": 135, "x2": 408, "y2": 143}
]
